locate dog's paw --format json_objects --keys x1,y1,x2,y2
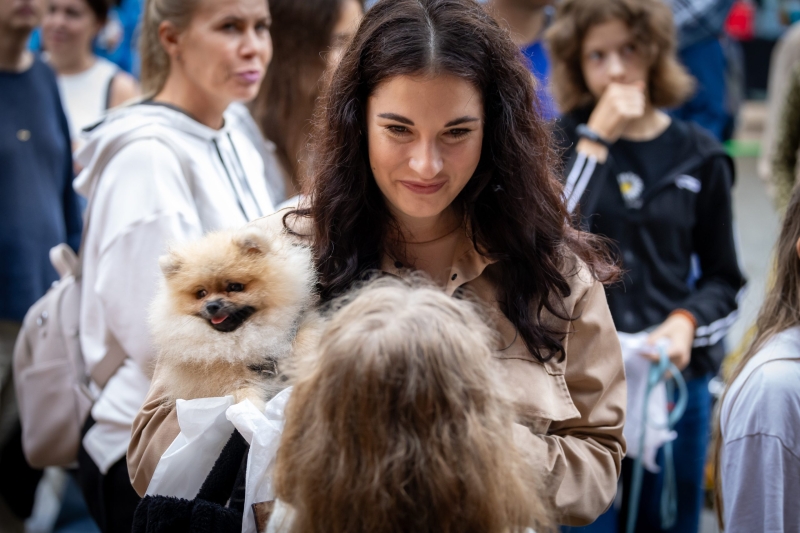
[{"x1": 233, "y1": 387, "x2": 266, "y2": 411}]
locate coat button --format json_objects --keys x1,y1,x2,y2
[{"x1": 451, "y1": 273, "x2": 458, "y2": 281}]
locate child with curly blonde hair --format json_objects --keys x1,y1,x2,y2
[{"x1": 271, "y1": 278, "x2": 552, "y2": 533}]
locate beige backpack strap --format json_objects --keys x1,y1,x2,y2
[{"x1": 89, "y1": 334, "x2": 128, "y2": 389}]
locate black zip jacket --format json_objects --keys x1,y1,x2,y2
[{"x1": 555, "y1": 110, "x2": 746, "y2": 381}]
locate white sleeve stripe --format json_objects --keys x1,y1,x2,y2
[
  {"x1": 693, "y1": 327, "x2": 730, "y2": 347},
  {"x1": 692, "y1": 310, "x2": 739, "y2": 347},
  {"x1": 563, "y1": 152, "x2": 587, "y2": 200},
  {"x1": 566, "y1": 155, "x2": 597, "y2": 214},
  {"x1": 695, "y1": 309, "x2": 739, "y2": 338}
]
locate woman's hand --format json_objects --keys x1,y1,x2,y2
[{"x1": 644, "y1": 313, "x2": 696, "y2": 371}]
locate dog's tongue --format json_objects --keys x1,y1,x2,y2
[{"x1": 211, "y1": 315, "x2": 228, "y2": 325}]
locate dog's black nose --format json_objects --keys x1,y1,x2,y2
[{"x1": 205, "y1": 300, "x2": 223, "y2": 314}]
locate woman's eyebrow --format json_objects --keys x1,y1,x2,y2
[
  {"x1": 444, "y1": 116, "x2": 480, "y2": 127},
  {"x1": 377, "y1": 113, "x2": 414, "y2": 125},
  {"x1": 376, "y1": 114, "x2": 480, "y2": 127}
]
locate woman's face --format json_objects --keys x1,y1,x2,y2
[
  {"x1": 580, "y1": 18, "x2": 649, "y2": 100},
  {"x1": 367, "y1": 74, "x2": 484, "y2": 225},
  {"x1": 166, "y1": 0, "x2": 272, "y2": 106},
  {"x1": 326, "y1": 0, "x2": 362, "y2": 68},
  {"x1": 42, "y1": 0, "x2": 101, "y2": 58}
]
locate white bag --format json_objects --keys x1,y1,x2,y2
[
  {"x1": 227, "y1": 388, "x2": 291, "y2": 533},
  {"x1": 146, "y1": 395, "x2": 237, "y2": 499},
  {"x1": 618, "y1": 332, "x2": 676, "y2": 472},
  {"x1": 146, "y1": 389, "x2": 292, "y2": 533}
]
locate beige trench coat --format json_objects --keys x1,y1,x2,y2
[{"x1": 128, "y1": 211, "x2": 626, "y2": 526}]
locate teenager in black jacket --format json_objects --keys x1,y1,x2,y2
[{"x1": 546, "y1": 1, "x2": 746, "y2": 532}]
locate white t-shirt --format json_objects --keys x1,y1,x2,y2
[
  {"x1": 720, "y1": 325, "x2": 800, "y2": 532},
  {"x1": 56, "y1": 56, "x2": 118, "y2": 141}
]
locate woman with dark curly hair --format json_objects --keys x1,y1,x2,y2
[
  {"x1": 129, "y1": 0, "x2": 627, "y2": 527},
  {"x1": 547, "y1": 0, "x2": 746, "y2": 531}
]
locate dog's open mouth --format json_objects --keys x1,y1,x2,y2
[{"x1": 207, "y1": 306, "x2": 256, "y2": 333}]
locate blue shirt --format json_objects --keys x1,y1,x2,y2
[
  {"x1": 521, "y1": 40, "x2": 558, "y2": 121},
  {"x1": 0, "y1": 56, "x2": 82, "y2": 321}
]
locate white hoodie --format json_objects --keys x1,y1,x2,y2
[{"x1": 74, "y1": 103, "x2": 275, "y2": 473}]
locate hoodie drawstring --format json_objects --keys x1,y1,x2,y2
[
  {"x1": 212, "y1": 137, "x2": 262, "y2": 221},
  {"x1": 226, "y1": 132, "x2": 263, "y2": 218}
]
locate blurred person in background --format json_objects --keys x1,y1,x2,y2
[
  {"x1": 547, "y1": 0, "x2": 745, "y2": 531},
  {"x1": 770, "y1": 63, "x2": 800, "y2": 212},
  {"x1": 0, "y1": 0, "x2": 82, "y2": 528},
  {"x1": 760, "y1": 22, "x2": 800, "y2": 206},
  {"x1": 486, "y1": 0, "x2": 558, "y2": 121},
  {"x1": 41, "y1": 0, "x2": 140, "y2": 148},
  {"x1": 714, "y1": 182, "x2": 800, "y2": 533},
  {"x1": 668, "y1": 0, "x2": 737, "y2": 141},
  {"x1": 250, "y1": 0, "x2": 363, "y2": 199},
  {"x1": 70, "y1": 0, "x2": 275, "y2": 527}
]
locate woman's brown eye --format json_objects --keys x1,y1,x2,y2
[
  {"x1": 227, "y1": 283, "x2": 244, "y2": 292},
  {"x1": 196, "y1": 289, "x2": 207, "y2": 299}
]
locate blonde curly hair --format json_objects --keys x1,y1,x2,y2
[{"x1": 273, "y1": 277, "x2": 553, "y2": 533}]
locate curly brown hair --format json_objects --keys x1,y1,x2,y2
[
  {"x1": 274, "y1": 277, "x2": 553, "y2": 533},
  {"x1": 288, "y1": 0, "x2": 618, "y2": 364},
  {"x1": 545, "y1": 0, "x2": 695, "y2": 114}
]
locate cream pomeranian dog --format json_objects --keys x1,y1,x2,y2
[{"x1": 149, "y1": 221, "x2": 318, "y2": 407}]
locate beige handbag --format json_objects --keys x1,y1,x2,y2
[{"x1": 12, "y1": 127, "x2": 191, "y2": 468}]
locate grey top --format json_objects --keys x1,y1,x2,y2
[{"x1": 720, "y1": 326, "x2": 800, "y2": 532}]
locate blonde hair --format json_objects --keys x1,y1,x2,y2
[
  {"x1": 139, "y1": 0, "x2": 199, "y2": 95},
  {"x1": 713, "y1": 182, "x2": 800, "y2": 528},
  {"x1": 545, "y1": 0, "x2": 695, "y2": 113},
  {"x1": 274, "y1": 277, "x2": 553, "y2": 533}
]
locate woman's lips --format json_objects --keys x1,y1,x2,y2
[
  {"x1": 44, "y1": 31, "x2": 71, "y2": 44},
  {"x1": 235, "y1": 70, "x2": 262, "y2": 84},
  {"x1": 399, "y1": 181, "x2": 446, "y2": 195}
]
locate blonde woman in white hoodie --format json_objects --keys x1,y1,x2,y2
[{"x1": 72, "y1": 0, "x2": 275, "y2": 529}]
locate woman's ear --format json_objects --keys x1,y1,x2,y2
[
  {"x1": 158, "y1": 20, "x2": 182, "y2": 59},
  {"x1": 795, "y1": 236, "x2": 800, "y2": 260}
]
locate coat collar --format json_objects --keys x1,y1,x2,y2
[{"x1": 379, "y1": 224, "x2": 496, "y2": 296}]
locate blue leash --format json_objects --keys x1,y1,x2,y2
[{"x1": 625, "y1": 346, "x2": 688, "y2": 533}]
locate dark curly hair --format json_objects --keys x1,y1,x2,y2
[{"x1": 289, "y1": 0, "x2": 618, "y2": 363}]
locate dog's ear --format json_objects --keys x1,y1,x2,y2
[
  {"x1": 159, "y1": 252, "x2": 182, "y2": 278},
  {"x1": 234, "y1": 227, "x2": 273, "y2": 256}
]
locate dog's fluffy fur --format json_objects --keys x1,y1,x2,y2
[{"x1": 149, "y1": 222, "x2": 317, "y2": 407}]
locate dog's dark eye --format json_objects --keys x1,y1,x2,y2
[
  {"x1": 196, "y1": 289, "x2": 207, "y2": 300},
  {"x1": 227, "y1": 283, "x2": 244, "y2": 292}
]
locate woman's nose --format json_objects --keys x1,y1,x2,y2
[
  {"x1": 408, "y1": 140, "x2": 444, "y2": 180},
  {"x1": 241, "y1": 28, "x2": 271, "y2": 60},
  {"x1": 607, "y1": 53, "x2": 625, "y2": 81}
]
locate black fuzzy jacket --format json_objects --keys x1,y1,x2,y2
[{"x1": 555, "y1": 111, "x2": 746, "y2": 381}]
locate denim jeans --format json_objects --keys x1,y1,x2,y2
[{"x1": 564, "y1": 373, "x2": 713, "y2": 533}]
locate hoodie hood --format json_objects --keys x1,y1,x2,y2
[{"x1": 74, "y1": 103, "x2": 237, "y2": 198}]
